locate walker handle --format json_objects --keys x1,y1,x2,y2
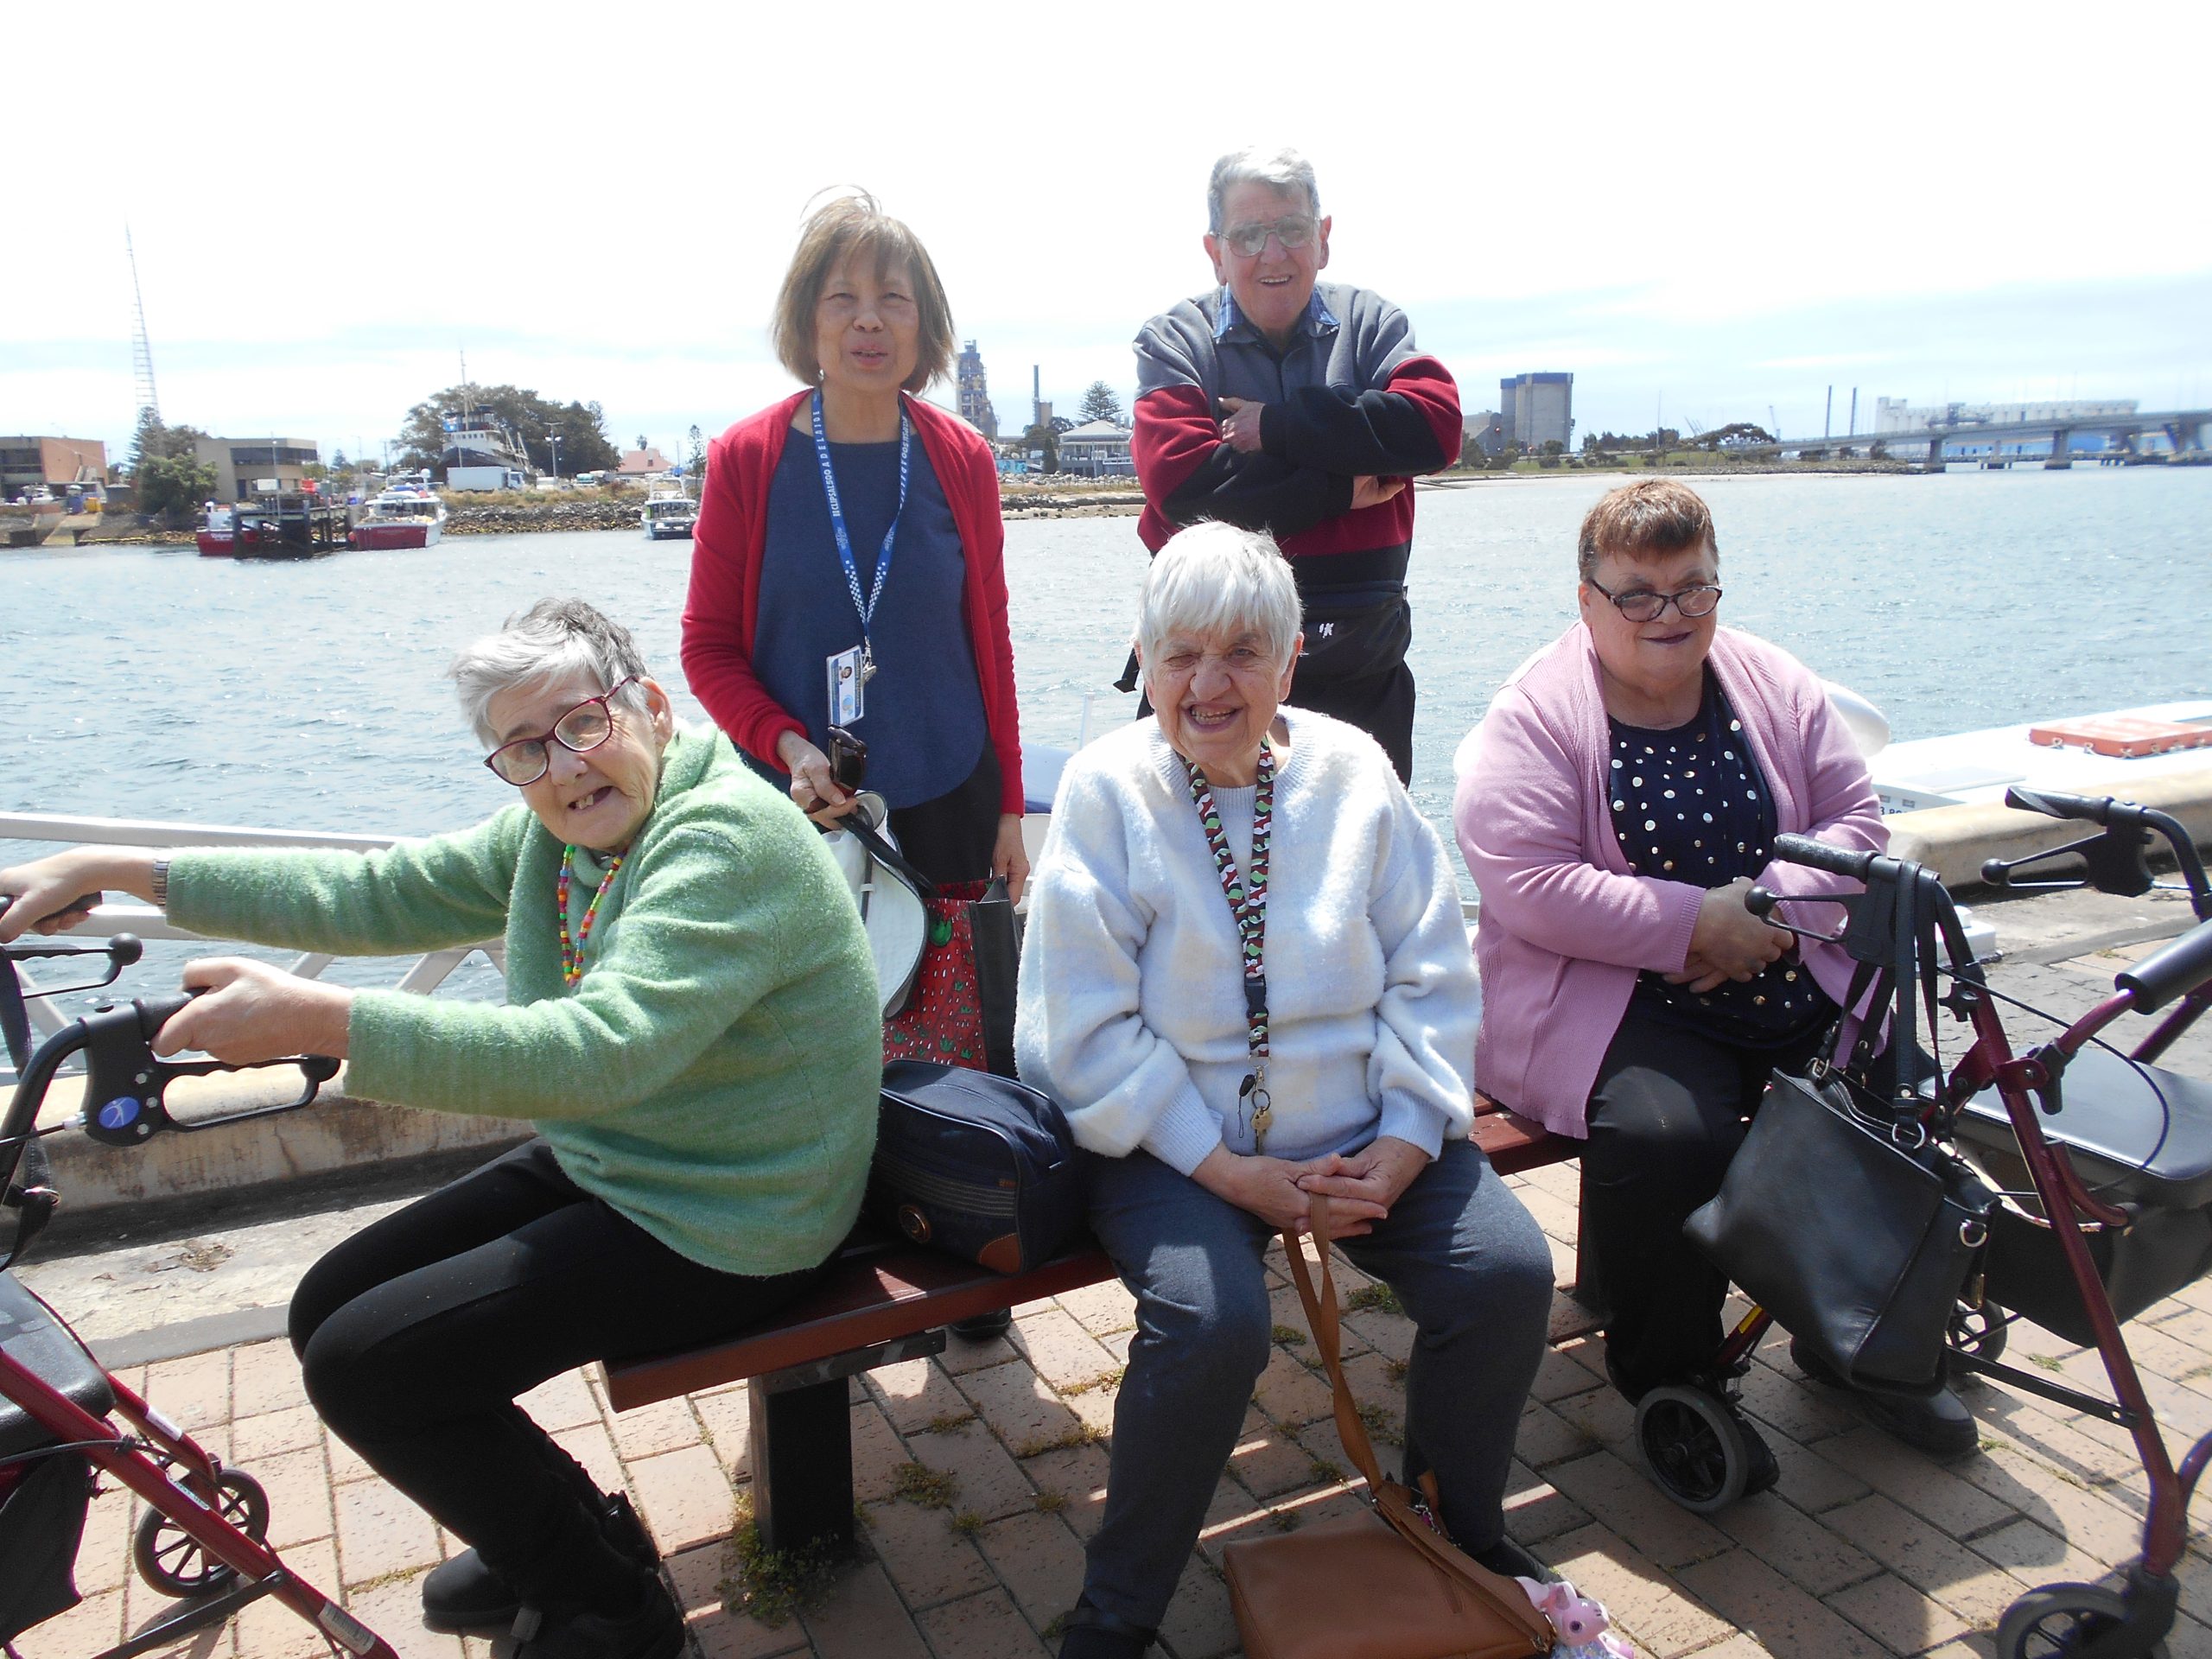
[
  {"x1": 2118, "y1": 919, "x2": 2212, "y2": 1015},
  {"x1": 1771, "y1": 833, "x2": 1878, "y2": 882}
]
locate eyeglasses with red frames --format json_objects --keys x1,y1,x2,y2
[{"x1": 482, "y1": 677, "x2": 638, "y2": 786}]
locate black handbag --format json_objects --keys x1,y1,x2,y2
[
  {"x1": 867, "y1": 1060, "x2": 1087, "y2": 1274},
  {"x1": 1685, "y1": 864, "x2": 1997, "y2": 1393}
]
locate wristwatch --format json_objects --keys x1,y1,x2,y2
[{"x1": 150, "y1": 859, "x2": 169, "y2": 911}]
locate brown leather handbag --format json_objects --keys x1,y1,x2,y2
[{"x1": 1222, "y1": 1198, "x2": 1555, "y2": 1659}]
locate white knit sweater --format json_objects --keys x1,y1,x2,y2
[{"x1": 1014, "y1": 709, "x2": 1478, "y2": 1175}]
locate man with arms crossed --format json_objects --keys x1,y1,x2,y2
[{"x1": 1129, "y1": 145, "x2": 1461, "y2": 781}]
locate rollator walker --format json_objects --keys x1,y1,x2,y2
[
  {"x1": 1630, "y1": 789, "x2": 2212, "y2": 1659},
  {"x1": 0, "y1": 894, "x2": 397, "y2": 1658}
]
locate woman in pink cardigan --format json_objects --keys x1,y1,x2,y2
[{"x1": 1455, "y1": 480, "x2": 1975, "y2": 1472}]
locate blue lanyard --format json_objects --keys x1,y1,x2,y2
[{"x1": 810, "y1": 388, "x2": 911, "y2": 654}]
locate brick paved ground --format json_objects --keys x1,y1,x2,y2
[{"x1": 28, "y1": 943, "x2": 2212, "y2": 1659}]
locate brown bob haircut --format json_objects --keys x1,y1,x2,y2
[
  {"x1": 1576, "y1": 479, "x2": 1720, "y2": 582},
  {"x1": 772, "y1": 192, "x2": 956, "y2": 393}
]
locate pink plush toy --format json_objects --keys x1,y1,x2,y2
[{"x1": 1515, "y1": 1577, "x2": 1635, "y2": 1658}]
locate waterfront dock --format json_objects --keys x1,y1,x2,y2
[{"x1": 18, "y1": 878, "x2": 2212, "y2": 1659}]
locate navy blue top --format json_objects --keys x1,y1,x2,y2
[
  {"x1": 754, "y1": 432, "x2": 987, "y2": 807},
  {"x1": 1608, "y1": 674, "x2": 1831, "y2": 1046}
]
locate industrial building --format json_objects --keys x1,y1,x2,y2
[
  {"x1": 0, "y1": 435, "x2": 108, "y2": 499},
  {"x1": 1462, "y1": 410, "x2": 1505, "y2": 457},
  {"x1": 1872, "y1": 397, "x2": 2137, "y2": 435},
  {"x1": 957, "y1": 341, "x2": 999, "y2": 441},
  {"x1": 1497, "y1": 372, "x2": 1573, "y2": 453},
  {"x1": 191, "y1": 436, "x2": 321, "y2": 502}
]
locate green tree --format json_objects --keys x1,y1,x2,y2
[
  {"x1": 686, "y1": 424, "x2": 706, "y2": 481},
  {"x1": 1077, "y1": 381, "x2": 1125, "y2": 425},
  {"x1": 392, "y1": 385, "x2": 619, "y2": 477},
  {"x1": 1020, "y1": 423, "x2": 1059, "y2": 473},
  {"x1": 128, "y1": 412, "x2": 211, "y2": 478},
  {"x1": 137, "y1": 451, "x2": 219, "y2": 524}
]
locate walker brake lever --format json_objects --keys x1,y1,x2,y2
[
  {"x1": 1745, "y1": 885, "x2": 1848, "y2": 947},
  {"x1": 78, "y1": 992, "x2": 339, "y2": 1147}
]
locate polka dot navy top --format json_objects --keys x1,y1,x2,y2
[{"x1": 1607, "y1": 673, "x2": 1832, "y2": 1046}]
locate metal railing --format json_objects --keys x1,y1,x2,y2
[{"x1": 0, "y1": 810, "x2": 502, "y2": 1065}]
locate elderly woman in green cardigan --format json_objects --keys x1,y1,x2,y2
[{"x1": 0, "y1": 598, "x2": 881, "y2": 1659}]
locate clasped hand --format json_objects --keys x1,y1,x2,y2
[
  {"x1": 1214, "y1": 397, "x2": 1404, "y2": 512},
  {"x1": 1194, "y1": 1135, "x2": 1429, "y2": 1238},
  {"x1": 1668, "y1": 876, "x2": 1795, "y2": 995}
]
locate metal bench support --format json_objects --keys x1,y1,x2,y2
[{"x1": 748, "y1": 1330, "x2": 945, "y2": 1557}]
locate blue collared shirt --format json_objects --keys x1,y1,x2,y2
[{"x1": 1212, "y1": 286, "x2": 1340, "y2": 344}]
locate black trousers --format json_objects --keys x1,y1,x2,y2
[
  {"x1": 1580, "y1": 1001, "x2": 1827, "y2": 1397},
  {"x1": 289, "y1": 1141, "x2": 819, "y2": 1610},
  {"x1": 887, "y1": 739, "x2": 1001, "y2": 887}
]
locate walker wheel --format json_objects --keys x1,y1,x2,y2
[
  {"x1": 1635, "y1": 1385, "x2": 1751, "y2": 1514},
  {"x1": 1949, "y1": 1302, "x2": 2010, "y2": 1365},
  {"x1": 1996, "y1": 1584, "x2": 2167, "y2": 1658},
  {"x1": 134, "y1": 1468, "x2": 269, "y2": 1599}
]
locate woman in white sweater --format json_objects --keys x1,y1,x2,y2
[{"x1": 1016, "y1": 522, "x2": 1553, "y2": 1659}]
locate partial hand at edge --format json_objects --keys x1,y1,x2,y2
[
  {"x1": 991, "y1": 815, "x2": 1029, "y2": 905},
  {"x1": 0, "y1": 848, "x2": 161, "y2": 942},
  {"x1": 1350, "y1": 475, "x2": 1407, "y2": 512},
  {"x1": 775, "y1": 731, "x2": 858, "y2": 826}
]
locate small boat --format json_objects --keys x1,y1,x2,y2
[
  {"x1": 233, "y1": 494, "x2": 348, "y2": 560},
  {"x1": 641, "y1": 486, "x2": 696, "y2": 541},
  {"x1": 195, "y1": 504, "x2": 236, "y2": 558},
  {"x1": 350, "y1": 486, "x2": 448, "y2": 550}
]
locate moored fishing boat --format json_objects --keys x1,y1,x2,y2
[
  {"x1": 350, "y1": 486, "x2": 447, "y2": 550},
  {"x1": 195, "y1": 503, "x2": 236, "y2": 557},
  {"x1": 640, "y1": 486, "x2": 696, "y2": 541}
]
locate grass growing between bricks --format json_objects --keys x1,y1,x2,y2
[
  {"x1": 1344, "y1": 1285, "x2": 1403, "y2": 1316},
  {"x1": 891, "y1": 1461, "x2": 959, "y2": 1509},
  {"x1": 719, "y1": 1494, "x2": 842, "y2": 1628}
]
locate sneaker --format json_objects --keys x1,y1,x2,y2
[
  {"x1": 1789, "y1": 1337, "x2": 1980, "y2": 1460},
  {"x1": 512, "y1": 1572, "x2": 682, "y2": 1659},
  {"x1": 423, "y1": 1494, "x2": 658, "y2": 1635}
]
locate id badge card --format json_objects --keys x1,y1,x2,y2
[{"x1": 827, "y1": 645, "x2": 866, "y2": 726}]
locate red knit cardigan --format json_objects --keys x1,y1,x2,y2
[{"x1": 681, "y1": 390, "x2": 1024, "y2": 816}]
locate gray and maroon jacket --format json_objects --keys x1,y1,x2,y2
[{"x1": 1131, "y1": 282, "x2": 1460, "y2": 587}]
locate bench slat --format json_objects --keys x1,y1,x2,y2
[{"x1": 603, "y1": 1244, "x2": 1115, "y2": 1411}]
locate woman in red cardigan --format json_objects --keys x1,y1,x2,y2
[{"x1": 683, "y1": 193, "x2": 1027, "y2": 899}]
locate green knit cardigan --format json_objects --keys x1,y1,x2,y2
[{"x1": 168, "y1": 727, "x2": 880, "y2": 1277}]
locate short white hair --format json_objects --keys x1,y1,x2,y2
[
  {"x1": 449, "y1": 597, "x2": 652, "y2": 746},
  {"x1": 1207, "y1": 146, "x2": 1321, "y2": 233},
  {"x1": 1136, "y1": 522, "x2": 1300, "y2": 671}
]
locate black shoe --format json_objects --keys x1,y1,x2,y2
[
  {"x1": 951, "y1": 1307, "x2": 1014, "y2": 1342},
  {"x1": 1789, "y1": 1337, "x2": 1980, "y2": 1460},
  {"x1": 512, "y1": 1572, "x2": 682, "y2": 1659},
  {"x1": 422, "y1": 1493, "x2": 658, "y2": 1635},
  {"x1": 1473, "y1": 1534, "x2": 1554, "y2": 1584},
  {"x1": 1058, "y1": 1599, "x2": 1156, "y2": 1658},
  {"x1": 1738, "y1": 1412, "x2": 1781, "y2": 1496}
]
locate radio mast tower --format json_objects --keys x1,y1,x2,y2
[{"x1": 126, "y1": 227, "x2": 161, "y2": 426}]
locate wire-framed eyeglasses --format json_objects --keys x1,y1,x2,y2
[
  {"x1": 1586, "y1": 577, "x2": 1724, "y2": 624},
  {"x1": 1218, "y1": 214, "x2": 1319, "y2": 258},
  {"x1": 483, "y1": 677, "x2": 638, "y2": 786}
]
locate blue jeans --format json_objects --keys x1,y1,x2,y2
[{"x1": 1081, "y1": 1137, "x2": 1554, "y2": 1629}]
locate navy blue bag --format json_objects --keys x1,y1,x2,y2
[{"x1": 868, "y1": 1061, "x2": 1087, "y2": 1274}]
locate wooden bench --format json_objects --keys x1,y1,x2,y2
[{"x1": 599, "y1": 1101, "x2": 1582, "y2": 1557}]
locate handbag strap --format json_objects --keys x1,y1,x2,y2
[
  {"x1": 835, "y1": 815, "x2": 939, "y2": 901},
  {"x1": 1278, "y1": 1198, "x2": 1555, "y2": 1653}
]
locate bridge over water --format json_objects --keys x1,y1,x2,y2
[{"x1": 1764, "y1": 409, "x2": 2210, "y2": 465}]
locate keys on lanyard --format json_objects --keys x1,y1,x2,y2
[{"x1": 810, "y1": 388, "x2": 910, "y2": 688}]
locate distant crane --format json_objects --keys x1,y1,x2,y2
[{"x1": 125, "y1": 227, "x2": 161, "y2": 427}]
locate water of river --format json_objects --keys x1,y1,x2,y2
[{"x1": 9, "y1": 467, "x2": 2208, "y2": 849}]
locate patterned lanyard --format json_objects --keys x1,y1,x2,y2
[
  {"x1": 1186, "y1": 745, "x2": 1277, "y2": 1147},
  {"x1": 556, "y1": 845, "x2": 626, "y2": 988},
  {"x1": 809, "y1": 387, "x2": 912, "y2": 676}
]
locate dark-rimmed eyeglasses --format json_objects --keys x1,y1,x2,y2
[
  {"x1": 483, "y1": 677, "x2": 637, "y2": 786},
  {"x1": 1586, "y1": 577, "x2": 1724, "y2": 624},
  {"x1": 1218, "y1": 214, "x2": 1319, "y2": 258}
]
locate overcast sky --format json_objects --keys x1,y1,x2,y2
[{"x1": 7, "y1": 2, "x2": 2208, "y2": 466}]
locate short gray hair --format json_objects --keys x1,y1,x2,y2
[
  {"x1": 1206, "y1": 146, "x2": 1321, "y2": 233},
  {"x1": 1136, "y1": 522, "x2": 1301, "y2": 671},
  {"x1": 449, "y1": 597, "x2": 652, "y2": 746}
]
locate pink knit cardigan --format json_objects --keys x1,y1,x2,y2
[{"x1": 1453, "y1": 623, "x2": 1886, "y2": 1137}]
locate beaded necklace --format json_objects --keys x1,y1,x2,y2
[
  {"x1": 1185, "y1": 745, "x2": 1276, "y2": 1147},
  {"x1": 556, "y1": 844, "x2": 627, "y2": 988}
]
